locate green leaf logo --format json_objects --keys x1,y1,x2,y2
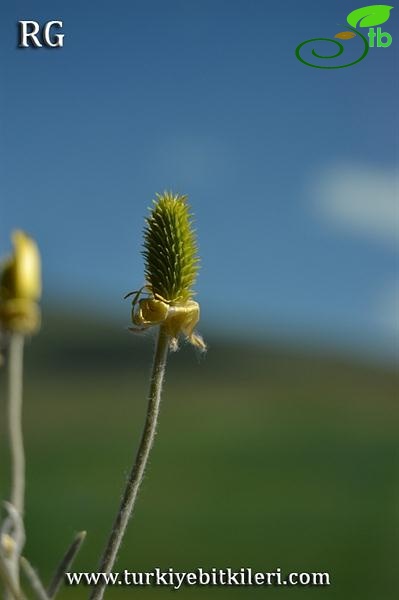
[{"x1": 347, "y1": 5, "x2": 393, "y2": 28}]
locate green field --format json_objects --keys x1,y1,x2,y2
[{"x1": 0, "y1": 312, "x2": 398, "y2": 599}]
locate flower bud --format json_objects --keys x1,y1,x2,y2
[{"x1": 0, "y1": 231, "x2": 42, "y2": 334}]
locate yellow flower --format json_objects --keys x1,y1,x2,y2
[
  {"x1": 0, "y1": 231, "x2": 42, "y2": 334},
  {"x1": 132, "y1": 296, "x2": 205, "y2": 351}
]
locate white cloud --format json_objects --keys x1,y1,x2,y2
[
  {"x1": 310, "y1": 163, "x2": 398, "y2": 247},
  {"x1": 310, "y1": 163, "x2": 399, "y2": 354}
]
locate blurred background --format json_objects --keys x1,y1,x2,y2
[{"x1": 0, "y1": 1, "x2": 398, "y2": 598}]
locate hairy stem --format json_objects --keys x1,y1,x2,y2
[
  {"x1": 20, "y1": 557, "x2": 49, "y2": 600},
  {"x1": 0, "y1": 553, "x2": 26, "y2": 600},
  {"x1": 5, "y1": 333, "x2": 25, "y2": 595},
  {"x1": 8, "y1": 334, "x2": 25, "y2": 515},
  {"x1": 89, "y1": 327, "x2": 169, "y2": 600}
]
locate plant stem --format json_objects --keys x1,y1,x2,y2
[
  {"x1": 89, "y1": 327, "x2": 169, "y2": 600},
  {"x1": 8, "y1": 333, "x2": 25, "y2": 515},
  {"x1": 20, "y1": 557, "x2": 49, "y2": 600},
  {"x1": 47, "y1": 531, "x2": 86, "y2": 599},
  {"x1": 0, "y1": 553, "x2": 26, "y2": 600},
  {"x1": 6, "y1": 333, "x2": 25, "y2": 595}
]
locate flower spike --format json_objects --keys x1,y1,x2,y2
[{"x1": 131, "y1": 192, "x2": 205, "y2": 351}]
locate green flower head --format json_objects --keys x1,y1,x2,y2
[
  {"x1": 143, "y1": 192, "x2": 199, "y2": 304},
  {"x1": 129, "y1": 192, "x2": 205, "y2": 352}
]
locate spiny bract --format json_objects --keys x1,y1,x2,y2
[{"x1": 143, "y1": 192, "x2": 199, "y2": 304}]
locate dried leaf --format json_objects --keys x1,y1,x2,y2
[{"x1": 335, "y1": 31, "x2": 357, "y2": 39}]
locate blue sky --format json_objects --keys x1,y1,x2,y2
[{"x1": 0, "y1": 1, "x2": 397, "y2": 360}]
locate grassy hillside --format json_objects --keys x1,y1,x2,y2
[{"x1": 0, "y1": 312, "x2": 398, "y2": 599}]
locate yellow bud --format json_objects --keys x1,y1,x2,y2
[
  {"x1": 1, "y1": 231, "x2": 41, "y2": 301},
  {"x1": 0, "y1": 231, "x2": 42, "y2": 334}
]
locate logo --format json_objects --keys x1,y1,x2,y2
[
  {"x1": 296, "y1": 4, "x2": 393, "y2": 68},
  {"x1": 18, "y1": 20, "x2": 65, "y2": 48}
]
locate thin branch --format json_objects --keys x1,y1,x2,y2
[
  {"x1": 1, "y1": 502, "x2": 26, "y2": 555},
  {"x1": 5, "y1": 333, "x2": 25, "y2": 596},
  {"x1": 20, "y1": 557, "x2": 49, "y2": 600},
  {"x1": 0, "y1": 553, "x2": 26, "y2": 600},
  {"x1": 89, "y1": 327, "x2": 169, "y2": 600},
  {"x1": 47, "y1": 531, "x2": 86, "y2": 599}
]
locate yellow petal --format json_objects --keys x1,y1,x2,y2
[
  {"x1": 133, "y1": 298, "x2": 168, "y2": 326},
  {"x1": 12, "y1": 230, "x2": 42, "y2": 300},
  {"x1": 164, "y1": 301, "x2": 206, "y2": 350}
]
